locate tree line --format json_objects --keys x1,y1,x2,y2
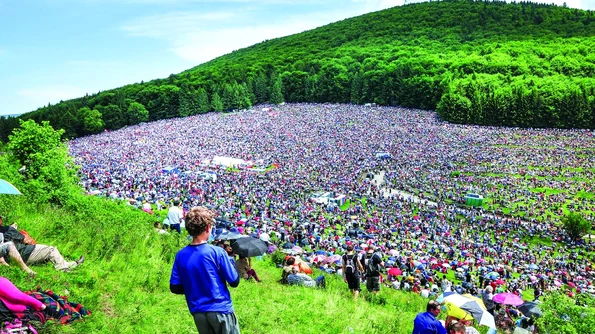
[{"x1": 1, "y1": 0, "x2": 595, "y2": 141}]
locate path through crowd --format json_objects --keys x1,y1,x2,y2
[{"x1": 373, "y1": 170, "x2": 438, "y2": 207}]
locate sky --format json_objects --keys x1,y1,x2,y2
[{"x1": 0, "y1": 0, "x2": 593, "y2": 116}]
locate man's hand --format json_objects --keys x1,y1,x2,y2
[{"x1": 0, "y1": 257, "x2": 9, "y2": 266}]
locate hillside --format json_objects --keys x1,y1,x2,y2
[{"x1": 1, "y1": 0, "x2": 595, "y2": 140}]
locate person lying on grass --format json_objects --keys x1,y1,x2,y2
[
  {"x1": 0, "y1": 241, "x2": 37, "y2": 276},
  {"x1": 0, "y1": 223, "x2": 84, "y2": 273}
]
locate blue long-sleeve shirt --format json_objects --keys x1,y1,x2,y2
[{"x1": 412, "y1": 312, "x2": 447, "y2": 334}]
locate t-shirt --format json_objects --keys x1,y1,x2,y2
[
  {"x1": 167, "y1": 206, "x2": 183, "y2": 225},
  {"x1": 170, "y1": 243, "x2": 239, "y2": 314},
  {"x1": 366, "y1": 252, "x2": 382, "y2": 277}
]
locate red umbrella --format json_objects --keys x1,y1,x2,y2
[
  {"x1": 388, "y1": 268, "x2": 403, "y2": 276},
  {"x1": 495, "y1": 279, "x2": 505, "y2": 285}
]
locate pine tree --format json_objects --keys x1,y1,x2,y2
[{"x1": 211, "y1": 92, "x2": 224, "y2": 112}]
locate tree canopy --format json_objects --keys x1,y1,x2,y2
[{"x1": 2, "y1": 0, "x2": 595, "y2": 141}]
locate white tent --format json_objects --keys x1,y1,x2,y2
[{"x1": 211, "y1": 156, "x2": 245, "y2": 167}]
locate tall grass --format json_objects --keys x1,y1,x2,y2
[{"x1": 1, "y1": 194, "x2": 438, "y2": 334}]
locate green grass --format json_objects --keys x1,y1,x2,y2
[{"x1": 2, "y1": 197, "x2": 440, "y2": 334}]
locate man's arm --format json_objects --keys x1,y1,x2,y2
[{"x1": 221, "y1": 251, "x2": 240, "y2": 288}]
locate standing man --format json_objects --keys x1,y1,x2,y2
[
  {"x1": 167, "y1": 199, "x2": 184, "y2": 233},
  {"x1": 412, "y1": 300, "x2": 447, "y2": 334},
  {"x1": 170, "y1": 206, "x2": 240, "y2": 334},
  {"x1": 342, "y1": 244, "x2": 364, "y2": 299},
  {"x1": 365, "y1": 245, "x2": 384, "y2": 294}
]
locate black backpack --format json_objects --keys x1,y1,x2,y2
[
  {"x1": 366, "y1": 253, "x2": 380, "y2": 277},
  {"x1": 343, "y1": 253, "x2": 358, "y2": 275}
]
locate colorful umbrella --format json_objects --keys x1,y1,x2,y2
[
  {"x1": 0, "y1": 179, "x2": 22, "y2": 195},
  {"x1": 486, "y1": 272, "x2": 500, "y2": 279},
  {"x1": 324, "y1": 254, "x2": 342, "y2": 264},
  {"x1": 312, "y1": 255, "x2": 326, "y2": 263},
  {"x1": 388, "y1": 268, "x2": 403, "y2": 276},
  {"x1": 442, "y1": 294, "x2": 496, "y2": 329},
  {"x1": 493, "y1": 292, "x2": 524, "y2": 306}
]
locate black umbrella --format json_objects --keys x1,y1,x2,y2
[
  {"x1": 282, "y1": 242, "x2": 294, "y2": 249},
  {"x1": 518, "y1": 301, "x2": 542, "y2": 318},
  {"x1": 231, "y1": 237, "x2": 268, "y2": 257}
]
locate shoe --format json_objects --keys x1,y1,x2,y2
[
  {"x1": 76, "y1": 255, "x2": 85, "y2": 265},
  {"x1": 61, "y1": 268, "x2": 72, "y2": 273}
]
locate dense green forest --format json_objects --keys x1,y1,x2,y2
[{"x1": 2, "y1": 0, "x2": 595, "y2": 140}]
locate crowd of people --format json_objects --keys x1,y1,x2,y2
[{"x1": 66, "y1": 103, "x2": 594, "y2": 332}]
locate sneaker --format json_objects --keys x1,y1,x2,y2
[{"x1": 76, "y1": 255, "x2": 85, "y2": 265}]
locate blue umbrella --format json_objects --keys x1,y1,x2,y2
[
  {"x1": 486, "y1": 272, "x2": 500, "y2": 280},
  {"x1": 0, "y1": 179, "x2": 22, "y2": 195},
  {"x1": 315, "y1": 250, "x2": 327, "y2": 255}
]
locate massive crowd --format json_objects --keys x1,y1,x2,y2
[{"x1": 68, "y1": 103, "x2": 595, "y2": 302}]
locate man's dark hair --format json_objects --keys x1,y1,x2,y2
[
  {"x1": 449, "y1": 322, "x2": 465, "y2": 334},
  {"x1": 427, "y1": 300, "x2": 440, "y2": 312},
  {"x1": 286, "y1": 257, "x2": 295, "y2": 266},
  {"x1": 185, "y1": 206, "x2": 214, "y2": 237}
]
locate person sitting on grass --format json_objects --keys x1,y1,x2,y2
[
  {"x1": 235, "y1": 255, "x2": 261, "y2": 282},
  {"x1": 280, "y1": 257, "x2": 295, "y2": 285}
]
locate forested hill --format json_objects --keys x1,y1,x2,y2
[{"x1": 2, "y1": 0, "x2": 595, "y2": 140}]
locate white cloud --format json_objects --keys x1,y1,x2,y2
[{"x1": 120, "y1": 1, "x2": 405, "y2": 64}]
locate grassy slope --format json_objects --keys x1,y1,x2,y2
[{"x1": 2, "y1": 197, "x2": 439, "y2": 334}]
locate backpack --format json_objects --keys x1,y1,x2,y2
[
  {"x1": 343, "y1": 253, "x2": 357, "y2": 275},
  {"x1": 366, "y1": 253, "x2": 380, "y2": 277}
]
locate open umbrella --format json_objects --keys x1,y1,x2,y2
[
  {"x1": 518, "y1": 301, "x2": 542, "y2": 318},
  {"x1": 0, "y1": 179, "x2": 22, "y2": 195},
  {"x1": 282, "y1": 249, "x2": 300, "y2": 255},
  {"x1": 486, "y1": 272, "x2": 500, "y2": 280},
  {"x1": 324, "y1": 254, "x2": 342, "y2": 264},
  {"x1": 388, "y1": 268, "x2": 403, "y2": 276},
  {"x1": 281, "y1": 242, "x2": 294, "y2": 249},
  {"x1": 493, "y1": 293, "x2": 524, "y2": 306},
  {"x1": 311, "y1": 255, "x2": 326, "y2": 263},
  {"x1": 231, "y1": 237, "x2": 268, "y2": 257},
  {"x1": 214, "y1": 231, "x2": 246, "y2": 241},
  {"x1": 442, "y1": 294, "x2": 496, "y2": 329}
]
